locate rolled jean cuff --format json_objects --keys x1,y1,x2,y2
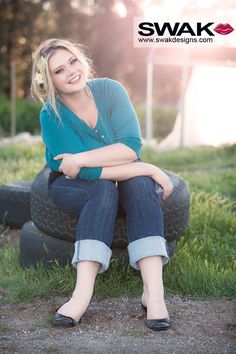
[
  {"x1": 71, "y1": 239, "x2": 112, "y2": 273},
  {"x1": 127, "y1": 236, "x2": 170, "y2": 271}
]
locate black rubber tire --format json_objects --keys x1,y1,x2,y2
[
  {"x1": 20, "y1": 221, "x2": 74, "y2": 268},
  {"x1": 31, "y1": 167, "x2": 128, "y2": 247},
  {"x1": 19, "y1": 221, "x2": 177, "y2": 269},
  {"x1": 167, "y1": 239, "x2": 176, "y2": 258},
  {"x1": 31, "y1": 166, "x2": 190, "y2": 245},
  {"x1": 156, "y1": 169, "x2": 190, "y2": 241},
  {"x1": 0, "y1": 181, "x2": 32, "y2": 228}
]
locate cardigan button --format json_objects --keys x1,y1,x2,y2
[
  {"x1": 95, "y1": 129, "x2": 98, "y2": 133},
  {"x1": 101, "y1": 135, "x2": 104, "y2": 138}
]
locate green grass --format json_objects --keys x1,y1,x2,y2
[
  {"x1": 122, "y1": 329, "x2": 145, "y2": 337},
  {"x1": 164, "y1": 192, "x2": 235, "y2": 298},
  {"x1": 0, "y1": 142, "x2": 45, "y2": 183},
  {"x1": 0, "y1": 325, "x2": 11, "y2": 333},
  {"x1": 0, "y1": 143, "x2": 235, "y2": 302},
  {"x1": 43, "y1": 346, "x2": 60, "y2": 353},
  {"x1": 142, "y1": 144, "x2": 236, "y2": 172},
  {"x1": 142, "y1": 144, "x2": 236, "y2": 202}
]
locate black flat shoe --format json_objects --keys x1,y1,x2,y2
[
  {"x1": 52, "y1": 299, "x2": 81, "y2": 327},
  {"x1": 145, "y1": 318, "x2": 171, "y2": 331},
  {"x1": 141, "y1": 302, "x2": 171, "y2": 331},
  {"x1": 141, "y1": 302, "x2": 147, "y2": 313},
  {"x1": 52, "y1": 312, "x2": 81, "y2": 327}
]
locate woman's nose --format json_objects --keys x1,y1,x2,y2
[{"x1": 67, "y1": 67, "x2": 76, "y2": 76}]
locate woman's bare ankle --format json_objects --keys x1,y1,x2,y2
[
  {"x1": 57, "y1": 293, "x2": 92, "y2": 321},
  {"x1": 56, "y1": 286, "x2": 94, "y2": 320},
  {"x1": 141, "y1": 287, "x2": 169, "y2": 319}
]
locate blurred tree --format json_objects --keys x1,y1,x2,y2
[
  {"x1": 0, "y1": 0, "x2": 50, "y2": 97},
  {"x1": 1, "y1": 0, "x2": 236, "y2": 106},
  {"x1": 0, "y1": 0, "x2": 150, "y2": 102}
]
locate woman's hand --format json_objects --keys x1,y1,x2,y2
[
  {"x1": 53, "y1": 153, "x2": 81, "y2": 179},
  {"x1": 150, "y1": 167, "x2": 173, "y2": 200}
]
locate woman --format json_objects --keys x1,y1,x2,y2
[{"x1": 31, "y1": 38, "x2": 173, "y2": 331}]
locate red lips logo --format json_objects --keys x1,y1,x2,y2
[{"x1": 214, "y1": 23, "x2": 234, "y2": 35}]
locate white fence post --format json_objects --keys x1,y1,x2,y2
[{"x1": 146, "y1": 60, "x2": 153, "y2": 143}]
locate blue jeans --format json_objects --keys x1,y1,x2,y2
[{"x1": 48, "y1": 175, "x2": 169, "y2": 273}]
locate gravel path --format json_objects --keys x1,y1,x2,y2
[{"x1": 0, "y1": 294, "x2": 235, "y2": 354}]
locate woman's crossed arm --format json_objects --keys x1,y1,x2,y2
[{"x1": 54, "y1": 154, "x2": 173, "y2": 200}]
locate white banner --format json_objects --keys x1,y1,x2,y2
[{"x1": 133, "y1": 15, "x2": 236, "y2": 48}]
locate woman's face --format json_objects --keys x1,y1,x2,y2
[{"x1": 48, "y1": 48, "x2": 87, "y2": 95}]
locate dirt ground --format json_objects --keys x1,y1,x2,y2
[{"x1": 0, "y1": 230, "x2": 235, "y2": 354}]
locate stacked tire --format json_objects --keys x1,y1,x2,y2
[
  {"x1": 0, "y1": 165, "x2": 190, "y2": 269},
  {"x1": 0, "y1": 181, "x2": 32, "y2": 228},
  {"x1": 19, "y1": 166, "x2": 190, "y2": 269}
]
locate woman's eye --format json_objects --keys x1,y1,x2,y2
[
  {"x1": 71, "y1": 58, "x2": 77, "y2": 65},
  {"x1": 55, "y1": 69, "x2": 63, "y2": 74}
]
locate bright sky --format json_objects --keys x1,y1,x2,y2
[{"x1": 114, "y1": 0, "x2": 236, "y2": 18}]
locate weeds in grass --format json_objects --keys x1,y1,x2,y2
[
  {"x1": 43, "y1": 345, "x2": 59, "y2": 353},
  {"x1": 122, "y1": 329, "x2": 144, "y2": 337}
]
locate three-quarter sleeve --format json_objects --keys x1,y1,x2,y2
[
  {"x1": 40, "y1": 107, "x2": 103, "y2": 181},
  {"x1": 106, "y1": 79, "x2": 143, "y2": 158}
]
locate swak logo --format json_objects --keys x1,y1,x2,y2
[{"x1": 214, "y1": 24, "x2": 234, "y2": 35}]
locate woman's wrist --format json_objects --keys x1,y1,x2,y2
[
  {"x1": 75, "y1": 152, "x2": 87, "y2": 168},
  {"x1": 141, "y1": 162, "x2": 160, "y2": 177}
]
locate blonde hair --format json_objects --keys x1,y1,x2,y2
[{"x1": 30, "y1": 38, "x2": 95, "y2": 121}]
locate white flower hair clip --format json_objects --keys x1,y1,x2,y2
[{"x1": 35, "y1": 56, "x2": 46, "y2": 86}]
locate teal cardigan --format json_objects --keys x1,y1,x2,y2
[{"x1": 40, "y1": 77, "x2": 143, "y2": 181}]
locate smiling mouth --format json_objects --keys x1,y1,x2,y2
[
  {"x1": 69, "y1": 74, "x2": 81, "y2": 84},
  {"x1": 213, "y1": 23, "x2": 234, "y2": 35}
]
